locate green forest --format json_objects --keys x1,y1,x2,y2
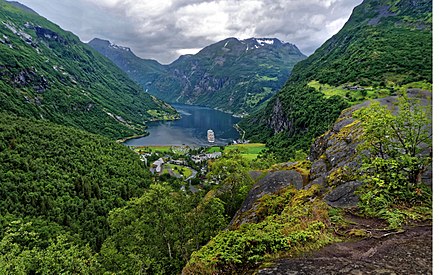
[
  {"x1": 0, "y1": 0, "x2": 433, "y2": 274},
  {"x1": 0, "y1": 114, "x2": 153, "y2": 251},
  {"x1": 0, "y1": 115, "x2": 258, "y2": 273}
]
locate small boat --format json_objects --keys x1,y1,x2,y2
[{"x1": 207, "y1": 129, "x2": 215, "y2": 143}]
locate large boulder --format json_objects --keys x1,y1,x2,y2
[
  {"x1": 324, "y1": 181, "x2": 363, "y2": 207},
  {"x1": 230, "y1": 169, "x2": 304, "y2": 227}
]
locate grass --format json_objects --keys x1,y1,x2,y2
[
  {"x1": 207, "y1": 146, "x2": 222, "y2": 153},
  {"x1": 225, "y1": 143, "x2": 266, "y2": 154},
  {"x1": 307, "y1": 80, "x2": 395, "y2": 105},
  {"x1": 308, "y1": 80, "x2": 432, "y2": 107},
  {"x1": 163, "y1": 164, "x2": 193, "y2": 178},
  {"x1": 225, "y1": 143, "x2": 266, "y2": 160},
  {"x1": 245, "y1": 87, "x2": 273, "y2": 108},
  {"x1": 256, "y1": 75, "x2": 279, "y2": 82},
  {"x1": 400, "y1": 81, "x2": 432, "y2": 92},
  {"x1": 207, "y1": 143, "x2": 266, "y2": 160},
  {"x1": 134, "y1": 146, "x2": 173, "y2": 154},
  {"x1": 147, "y1": 109, "x2": 180, "y2": 121}
]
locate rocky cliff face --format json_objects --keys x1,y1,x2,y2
[
  {"x1": 308, "y1": 89, "x2": 432, "y2": 207},
  {"x1": 267, "y1": 98, "x2": 293, "y2": 134},
  {"x1": 233, "y1": 89, "x2": 432, "y2": 222}
]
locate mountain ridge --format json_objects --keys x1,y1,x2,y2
[
  {"x1": 89, "y1": 36, "x2": 307, "y2": 115},
  {"x1": 0, "y1": 1, "x2": 177, "y2": 139}
]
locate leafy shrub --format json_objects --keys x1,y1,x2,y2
[
  {"x1": 354, "y1": 94, "x2": 432, "y2": 227},
  {"x1": 183, "y1": 185, "x2": 335, "y2": 274}
]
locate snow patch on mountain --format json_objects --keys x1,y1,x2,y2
[
  {"x1": 109, "y1": 42, "x2": 130, "y2": 52},
  {"x1": 256, "y1": 39, "x2": 274, "y2": 45}
]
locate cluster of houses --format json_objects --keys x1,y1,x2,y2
[
  {"x1": 191, "y1": 152, "x2": 222, "y2": 163},
  {"x1": 344, "y1": 85, "x2": 365, "y2": 91},
  {"x1": 146, "y1": 152, "x2": 222, "y2": 175},
  {"x1": 137, "y1": 147, "x2": 223, "y2": 181},
  {"x1": 232, "y1": 139, "x2": 250, "y2": 144}
]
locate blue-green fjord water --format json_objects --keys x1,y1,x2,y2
[{"x1": 124, "y1": 104, "x2": 241, "y2": 146}]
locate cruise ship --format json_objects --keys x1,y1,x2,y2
[{"x1": 207, "y1": 129, "x2": 215, "y2": 143}]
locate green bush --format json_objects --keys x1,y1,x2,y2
[{"x1": 354, "y1": 94, "x2": 432, "y2": 227}]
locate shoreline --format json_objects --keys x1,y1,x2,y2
[
  {"x1": 116, "y1": 132, "x2": 150, "y2": 143},
  {"x1": 118, "y1": 114, "x2": 182, "y2": 144}
]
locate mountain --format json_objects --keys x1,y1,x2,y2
[
  {"x1": 0, "y1": 1, "x2": 177, "y2": 139},
  {"x1": 89, "y1": 37, "x2": 307, "y2": 115},
  {"x1": 241, "y1": 0, "x2": 432, "y2": 160},
  {"x1": 88, "y1": 38, "x2": 166, "y2": 91}
]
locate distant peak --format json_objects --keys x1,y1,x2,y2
[
  {"x1": 236, "y1": 37, "x2": 298, "y2": 51},
  {"x1": 241, "y1": 37, "x2": 289, "y2": 46},
  {"x1": 6, "y1": 1, "x2": 38, "y2": 15},
  {"x1": 89, "y1": 38, "x2": 131, "y2": 52},
  {"x1": 109, "y1": 42, "x2": 130, "y2": 52},
  {"x1": 89, "y1": 38, "x2": 111, "y2": 45}
]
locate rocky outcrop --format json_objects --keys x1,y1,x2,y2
[
  {"x1": 257, "y1": 224, "x2": 432, "y2": 274},
  {"x1": 13, "y1": 68, "x2": 49, "y2": 93},
  {"x1": 35, "y1": 27, "x2": 66, "y2": 44},
  {"x1": 324, "y1": 181, "x2": 362, "y2": 207},
  {"x1": 307, "y1": 89, "x2": 432, "y2": 207},
  {"x1": 230, "y1": 169, "x2": 304, "y2": 227},
  {"x1": 267, "y1": 98, "x2": 293, "y2": 134}
]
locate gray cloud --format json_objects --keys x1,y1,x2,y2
[{"x1": 17, "y1": 0, "x2": 362, "y2": 63}]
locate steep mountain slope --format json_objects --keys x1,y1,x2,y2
[
  {"x1": 88, "y1": 38, "x2": 166, "y2": 91},
  {"x1": 0, "y1": 1, "x2": 177, "y2": 139},
  {"x1": 290, "y1": 0, "x2": 432, "y2": 87},
  {"x1": 241, "y1": 0, "x2": 432, "y2": 160},
  {"x1": 90, "y1": 37, "x2": 306, "y2": 115}
]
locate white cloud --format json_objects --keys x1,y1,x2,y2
[
  {"x1": 326, "y1": 17, "x2": 350, "y2": 36},
  {"x1": 175, "y1": 2, "x2": 231, "y2": 39},
  {"x1": 176, "y1": 48, "x2": 202, "y2": 56},
  {"x1": 17, "y1": 0, "x2": 363, "y2": 63},
  {"x1": 86, "y1": 0, "x2": 120, "y2": 8}
]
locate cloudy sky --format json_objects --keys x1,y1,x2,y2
[{"x1": 17, "y1": 0, "x2": 363, "y2": 64}]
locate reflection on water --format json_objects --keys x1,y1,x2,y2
[{"x1": 124, "y1": 104, "x2": 241, "y2": 146}]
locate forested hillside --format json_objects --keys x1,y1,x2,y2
[
  {"x1": 0, "y1": 1, "x2": 177, "y2": 139},
  {"x1": 241, "y1": 0, "x2": 432, "y2": 160},
  {"x1": 0, "y1": 118, "x2": 255, "y2": 273},
  {"x1": 0, "y1": 114, "x2": 153, "y2": 252}
]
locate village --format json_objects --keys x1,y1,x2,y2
[
  {"x1": 133, "y1": 145, "x2": 222, "y2": 191},
  {"x1": 131, "y1": 143, "x2": 265, "y2": 192}
]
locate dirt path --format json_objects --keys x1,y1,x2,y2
[{"x1": 257, "y1": 225, "x2": 432, "y2": 275}]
